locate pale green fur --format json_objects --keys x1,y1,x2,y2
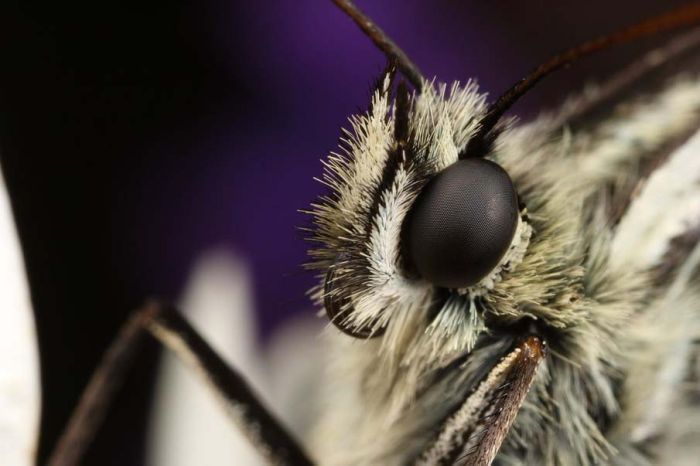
[{"x1": 309, "y1": 75, "x2": 700, "y2": 465}]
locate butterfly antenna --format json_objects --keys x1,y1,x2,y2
[
  {"x1": 463, "y1": 2, "x2": 700, "y2": 158},
  {"x1": 333, "y1": 0, "x2": 424, "y2": 90}
]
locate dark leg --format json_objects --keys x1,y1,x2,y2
[
  {"x1": 47, "y1": 305, "x2": 157, "y2": 466},
  {"x1": 147, "y1": 305, "x2": 314, "y2": 466},
  {"x1": 47, "y1": 302, "x2": 314, "y2": 466}
]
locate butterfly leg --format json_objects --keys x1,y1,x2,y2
[{"x1": 47, "y1": 302, "x2": 314, "y2": 466}]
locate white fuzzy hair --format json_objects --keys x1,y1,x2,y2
[{"x1": 307, "y1": 69, "x2": 700, "y2": 465}]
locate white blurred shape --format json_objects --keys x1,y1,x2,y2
[
  {"x1": 613, "y1": 128, "x2": 700, "y2": 269},
  {"x1": 265, "y1": 317, "x2": 324, "y2": 439},
  {"x1": 0, "y1": 166, "x2": 41, "y2": 466},
  {"x1": 148, "y1": 251, "x2": 265, "y2": 466}
]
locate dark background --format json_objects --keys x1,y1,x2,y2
[{"x1": 0, "y1": 1, "x2": 692, "y2": 464}]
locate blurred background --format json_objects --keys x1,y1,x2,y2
[{"x1": 0, "y1": 0, "x2": 693, "y2": 464}]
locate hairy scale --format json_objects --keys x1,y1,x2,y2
[
  {"x1": 44, "y1": 6, "x2": 700, "y2": 466},
  {"x1": 307, "y1": 46, "x2": 700, "y2": 465}
]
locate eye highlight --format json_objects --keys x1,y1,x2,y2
[{"x1": 402, "y1": 158, "x2": 519, "y2": 289}]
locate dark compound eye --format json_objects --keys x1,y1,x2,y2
[{"x1": 402, "y1": 158, "x2": 519, "y2": 289}]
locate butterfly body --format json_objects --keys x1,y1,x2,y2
[
  {"x1": 45, "y1": 4, "x2": 700, "y2": 466},
  {"x1": 308, "y1": 44, "x2": 700, "y2": 464}
]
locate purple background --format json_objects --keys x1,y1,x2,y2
[
  {"x1": 0, "y1": 0, "x2": 690, "y2": 464},
  {"x1": 112, "y1": 0, "x2": 686, "y2": 337}
]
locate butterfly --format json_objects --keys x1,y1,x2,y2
[{"x1": 47, "y1": 2, "x2": 700, "y2": 465}]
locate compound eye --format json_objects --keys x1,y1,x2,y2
[{"x1": 402, "y1": 158, "x2": 519, "y2": 289}]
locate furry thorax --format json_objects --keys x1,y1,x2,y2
[{"x1": 306, "y1": 72, "x2": 700, "y2": 465}]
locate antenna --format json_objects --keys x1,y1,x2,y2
[
  {"x1": 333, "y1": 0, "x2": 424, "y2": 90},
  {"x1": 462, "y1": 3, "x2": 700, "y2": 158}
]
